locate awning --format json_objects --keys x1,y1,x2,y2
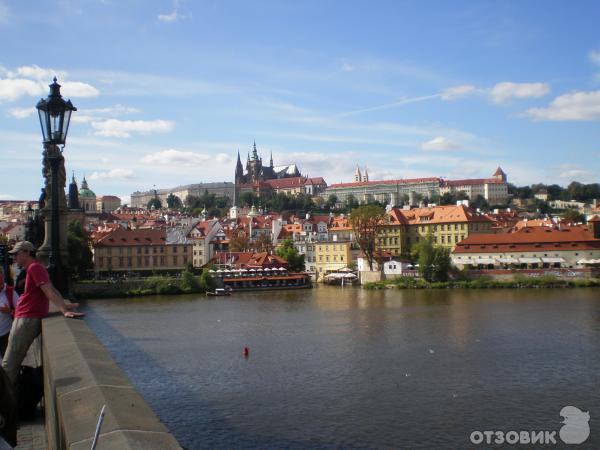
[
  {"x1": 496, "y1": 257, "x2": 519, "y2": 264},
  {"x1": 578, "y1": 259, "x2": 600, "y2": 265},
  {"x1": 519, "y1": 257, "x2": 542, "y2": 264},
  {"x1": 541, "y1": 257, "x2": 565, "y2": 264},
  {"x1": 474, "y1": 258, "x2": 496, "y2": 265}
]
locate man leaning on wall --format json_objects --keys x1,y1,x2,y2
[{"x1": 1, "y1": 241, "x2": 84, "y2": 384}]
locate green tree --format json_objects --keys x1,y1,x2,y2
[
  {"x1": 414, "y1": 234, "x2": 451, "y2": 282},
  {"x1": 166, "y1": 193, "x2": 182, "y2": 210},
  {"x1": 349, "y1": 204, "x2": 385, "y2": 271},
  {"x1": 240, "y1": 191, "x2": 258, "y2": 207},
  {"x1": 561, "y1": 208, "x2": 586, "y2": 223},
  {"x1": 67, "y1": 220, "x2": 93, "y2": 278},
  {"x1": 325, "y1": 194, "x2": 338, "y2": 210},
  {"x1": 199, "y1": 268, "x2": 216, "y2": 291},
  {"x1": 147, "y1": 197, "x2": 162, "y2": 210},
  {"x1": 471, "y1": 195, "x2": 489, "y2": 211},
  {"x1": 276, "y1": 238, "x2": 305, "y2": 272},
  {"x1": 345, "y1": 194, "x2": 359, "y2": 210}
]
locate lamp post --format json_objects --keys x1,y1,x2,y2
[{"x1": 36, "y1": 77, "x2": 76, "y2": 295}]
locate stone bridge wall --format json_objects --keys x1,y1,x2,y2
[{"x1": 42, "y1": 315, "x2": 181, "y2": 450}]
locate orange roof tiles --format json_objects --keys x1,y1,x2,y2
[{"x1": 330, "y1": 177, "x2": 441, "y2": 189}]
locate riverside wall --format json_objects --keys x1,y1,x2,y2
[{"x1": 42, "y1": 314, "x2": 181, "y2": 450}]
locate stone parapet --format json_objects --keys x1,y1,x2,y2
[{"x1": 42, "y1": 315, "x2": 181, "y2": 450}]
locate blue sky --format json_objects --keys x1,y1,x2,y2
[{"x1": 1, "y1": 0, "x2": 599, "y2": 203}]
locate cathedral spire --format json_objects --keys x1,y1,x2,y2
[
  {"x1": 270, "y1": 151, "x2": 273, "y2": 168},
  {"x1": 252, "y1": 141, "x2": 258, "y2": 160}
]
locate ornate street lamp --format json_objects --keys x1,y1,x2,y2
[{"x1": 36, "y1": 77, "x2": 76, "y2": 295}]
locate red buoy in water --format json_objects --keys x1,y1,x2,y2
[{"x1": 243, "y1": 347, "x2": 249, "y2": 358}]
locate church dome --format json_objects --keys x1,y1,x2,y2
[{"x1": 79, "y1": 177, "x2": 96, "y2": 198}]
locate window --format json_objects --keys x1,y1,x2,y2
[
  {"x1": 99, "y1": 257, "x2": 104, "y2": 266},
  {"x1": 119, "y1": 257, "x2": 124, "y2": 266},
  {"x1": 173, "y1": 246, "x2": 178, "y2": 253},
  {"x1": 137, "y1": 247, "x2": 142, "y2": 255},
  {"x1": 127, "y1": 257, "x2": 132, "y2": 266},
  {"x1": 137, "y1": 256, "x2": 142, "y2": 266},
  {"x1": 160, "y1": 246, "x2": 165, "y2": 253},
  {"x1": 172, "y1": 256, "x2": 177, "y2": 265},
  {"x1": 153, "y1": 247, "x2": 157, "y2": 254}
]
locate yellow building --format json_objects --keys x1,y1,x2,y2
[
  {"x1": 377, "y1": 205, "x2": 494, "y2": 257},
  {"x1": 93, "y1": 228, "x2": 191, "y2": 274},
  {"x1": 96, "y1": 195, "x2": 122, "y2": 213},
  {"x1": 314, "y1": 241, "x2": 354, "y2": 279}
]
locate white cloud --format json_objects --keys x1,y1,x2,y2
[
  {"x1": 215, "y1": 153, "x2": 232, "y2": 164},
  {"x1": 441, "y1": 85, "x2": 477, "y2": 101},
  {"x1": 0, "y1": 78, "x2": 45, "y2": 101},
  {"x1": 489, "y1": 82, "x2": 550, "y2": 103},
  {"x1": 10, "y1": 65, "x2": 64, "y2": 81},
  {"x1": 61, "y1": 81, "x2": 99, "y2": 97},
  {"x1": 91, "y1": 119, "x2": 174, "y2": 137},
  {"x1": 524, "y1": 90, "x2": 600, "y2": 121},
  {"x1": 0, "y1": 194, "x2": 16, "y2": 200},
  {"x1": 558, "y1": 169, "x2": 592, "y2": 179},
  {"x1": 88, "y1": 169, "x2": 135, "y2": 181},
  {"x1": 421, "y1": 136, "x2": 462, "y2": 151},
  {"x1": 141, "y1": 149, "x2": 211, "y2": 165},
  {"x1": 0, "y1": 64, "x2": 98, "y2": 102},
  {"x1": 8, "y1": 107, "x2": 36, "y2": 119},
  {"x1": 589, "y1": 49, "x2": 600, "y2": 66},
  {"x1": 158, "y1": 10, "x2": 179, "y2": 22}
]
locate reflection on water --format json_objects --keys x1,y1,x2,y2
[{"x1": 83, "y1": 286, "x2": 600, "y2": 449}]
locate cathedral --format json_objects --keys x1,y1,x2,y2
[{"x1": 234, "y1": 142, "x2": 300, "y2": 185}]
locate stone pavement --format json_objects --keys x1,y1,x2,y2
[
  {"x1": 14, "y1": 337, "x2": 47, "y2": 450},
  {"x1": 15, "y1": 407, "x2": 46, "y2": 450}
]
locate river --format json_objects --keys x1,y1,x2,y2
[{"x1": 83, "y1": 286, "x2": 600, "y2": 449}]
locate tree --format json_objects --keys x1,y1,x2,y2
[
  {"x1": 471, "y1": 195, "x2": 489, "y2": 211},
  {"x1": 67, "y1": 220, "x2": 93, "y2": 278},
  {"x1": 166, "y1": 193, "x2": 182, "y2": 210},
  {"x1": 253, "y1": 232, "x2": 273, "y2": 253},
  {"x1": 413, "y1": 233, "x2": 451, "y2": 282},
  {"x1": 276, "y1": 238, "x2": 305, "y2": 272},
  {"x1": 228, "y1": 232, "x2": 250, "y2": 252},
  {"x1": 561, "y1": 208, "x2": 586, "y2": 223},
  {"x1": 199, "y1": 268, "x2": 216, "y2": 292},
  {"x1": 325, "y1": 194, "x2": 338, "y2": 210},
  {"x1": 240, "y1": 191, "x2": 258, "y2": 207},
  {"x1": 147, "y1": 197, "x2": 161, "y2": 210},
  {"x1": 349, "y1": 204, "x2": 385, "y2": 271},
  {"x1": 345, "y1": 194, "x2": 359, "y2": 210}
]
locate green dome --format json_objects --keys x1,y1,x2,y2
[{"x1": 79, "y1": 177, "x2": 96, "y2": 198}]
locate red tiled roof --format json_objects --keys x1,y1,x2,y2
[
  {"x1": 453, "y1": 225, "x2": 599, "y2": 253},
  {"x1": 443, "y1": 178, "x2": 503, "y2": 186},
  {"x1": 387, "y1": 204, "x2": 492, "y2": 225},
  {"x1": 95, "y1": 228, "x2": 166, "y2": 247},
  {"x1": 330, "y1": 177, "x2": 441, "y2": 189}
]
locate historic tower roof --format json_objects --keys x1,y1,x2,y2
[{"x1": 79, "y1": 176, "x2": 96, "y2": 198}]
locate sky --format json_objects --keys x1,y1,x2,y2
[{"x1": 0, "y1": 0, "x2": 599, "y2": 203}]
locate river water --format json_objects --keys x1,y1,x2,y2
[{"x1": 83, "y1": 286, "x2": 600, "y2": 449}]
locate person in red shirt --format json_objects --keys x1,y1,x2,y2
[{"x1": 1, "y1": 241, "x2": 84, "y2": 384}]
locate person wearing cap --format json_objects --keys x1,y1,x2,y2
[
  {"x1": 0, "y1": 268, "x2": 18, "y2": 360},
  {"x1": 1, "y1": 241, "x2": 84, "y2": 384}
]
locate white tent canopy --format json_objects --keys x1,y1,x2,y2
[
  {"x1": 519, "y1": 257, "x2": 542, "y2": 264},
  {"x1": 541, "y1": 257, "x2": 565, "y2": 264}
]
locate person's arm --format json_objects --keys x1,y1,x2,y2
[{"x1": 40, "y1": 283, "x2": 85, "y2": 318}]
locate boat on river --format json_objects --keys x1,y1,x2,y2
[{"x1": 206, "y1": 288, "x2": 231, "y2": 296}]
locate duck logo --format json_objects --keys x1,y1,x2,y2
[{"x1": 559, "y1": 406, "x2": 590, "y2": 445}]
